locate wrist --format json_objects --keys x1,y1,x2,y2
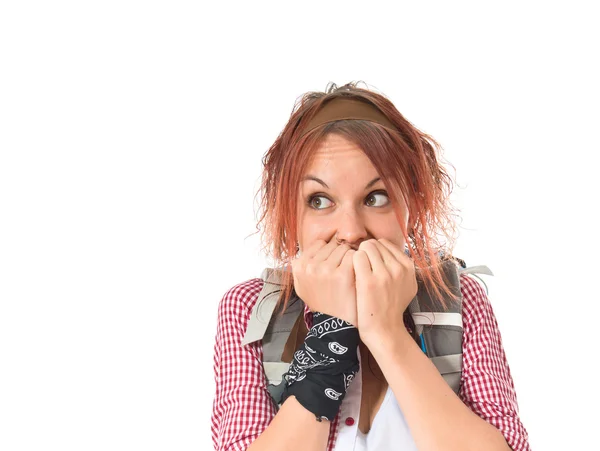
[{"x1": 361, "y1": 327, "x2": 412, "y2": 359}]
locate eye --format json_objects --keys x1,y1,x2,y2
[
  {"x1": 307, "y1": 195, "x2": 333, "y2": 210},
  {"x1": 365, "y1": 191, "x2": 390, "y2": 207}
]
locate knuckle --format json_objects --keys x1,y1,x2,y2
[
  {"x1": 332, "y1": 270, "x2": 345, "y2": 282},
  {"x1": 364, "y1": 277, "x2": 377, "y2": 290},
  {"x1": 305, "y1": 263, "x2": 315, "y2": 276},
  {"x1": 390, "y1": 265, "x2": 403, "y2": 279},
  {"x1": 321, "y1": 264, "x2": 333, "y2": 277},
  {"x1": 378, "y1": 272, "x2": 391, "y2": 285}
]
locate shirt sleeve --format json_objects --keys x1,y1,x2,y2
[
  {"x1": 459, "y1": 274, "x2": 531, "y2": 451},
  {"x1": 210, "y1": 279, "x2": 278, "y2": 451}
]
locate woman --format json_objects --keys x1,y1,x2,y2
[{"x1": 210, "y1": 82, "x2": 530, "y2": 450}]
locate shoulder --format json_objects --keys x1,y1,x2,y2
[
  {"x1": 213, "y1": 277, "x2": 266, "y2": 355},
  {"x1": 458, "y1": 273, "x2": 492, "y2": 322},
  {"x1": 217, "y1": 277, "x2": 265, "y2": 323},
  {"x1": 458, "y1": 272, "x2": 509, "y2": 366},
  {"x1": 459, "y1": 273, "x2": 488, "y2": 304},
  {"x1": 458, "y1": 272, "x2": 505, "y2": 343}
]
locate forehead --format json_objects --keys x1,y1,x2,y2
[{"x1": 306, "y1": 133, "x2": 378, "y2": 175}]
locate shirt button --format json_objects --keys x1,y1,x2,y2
[{"x1": 345, "y1": 417, "x2": 355, "y2": 426}]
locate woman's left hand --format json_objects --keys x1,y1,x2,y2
[{"x1": 352, "y1": 238, "x2": 418, "y2": 346}]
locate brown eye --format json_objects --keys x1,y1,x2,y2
[
  {"x1": 366, "y1": 192, "x2": 390, "y2": 207},
  {"x1": 308, "y1": 195, "x2": 333, "y2": 210}
]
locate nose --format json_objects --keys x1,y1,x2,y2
[{"x1": 335, "y1": 209, "x2": 368, "y2": 248}]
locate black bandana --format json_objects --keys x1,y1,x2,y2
[{"x1": 280, "y1": 312, "x2": 360, "y2": 421}]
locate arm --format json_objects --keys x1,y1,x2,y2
[
  {"x1": 211, "y1": 280, "x2": 330, "y2": 451},
  {"x1": 459, "y1": 275, "x2": 530, "y2": 450},
  {"x1": 363, "y1": 275, "x2": 529, "y2": 451},
  {"x1": 247, "y1": 396, "x2": 330, "y2": 451}
]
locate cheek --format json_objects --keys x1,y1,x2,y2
[
  {"x1": 375, "y1": 218, "x2": 407, "y2": 244},
  {"x1": 298, "y1": 217, "x2": 333, "y2": 248}
]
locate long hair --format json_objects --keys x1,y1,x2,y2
[{"x1": 254, "y1": 81, "x2": 462, "y2": 324}]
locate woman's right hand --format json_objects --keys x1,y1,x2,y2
[{"x1": 291, "y1": 238, "x2": 358, "y2": 327}]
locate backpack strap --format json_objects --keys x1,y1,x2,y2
[
  {"x1": 241, "y1": 268, "x2": 286, "y2": 347},
  {"x1": 241, "y1": 267, "x2": 303, "y2": 409},
  {"x1": 409, "y1": 260, "x2": 494, "y2": 394},
  {"x1": 409, "y1": 259, "x2": 464, "y2": 394}
]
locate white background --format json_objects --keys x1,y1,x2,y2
[{"x1": 1, "y1": 1, "x2": 598, "y2": 450}]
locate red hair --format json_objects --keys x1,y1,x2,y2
[{"x1": 254, "y1": 81, "x2": 461, "y2": 316}]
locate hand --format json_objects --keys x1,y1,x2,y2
[
  {"x1": 291, "y1": 238, "x2": 358, "y2": 327},
  {"x1": 352, "y1": 238, "x2": 418, "y2": 344}
]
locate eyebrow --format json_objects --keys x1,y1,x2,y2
[{"x1": 302, "y1": 176, "x2": 382, "y2": 190}]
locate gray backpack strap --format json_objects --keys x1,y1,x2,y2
[
  {"x1": 263, "y1": 298, "x2": 303, "y2": 407},
  {"x1": 410, "y1": 259, "x2": 464, "y2": 394},
  {"x1": 407, "y1": 293, "x2": 424, "y2": 338},
  {"x1": 241, "y1": 268, "x2": 284, "y2": 346},
  {"x1": 410, "y1": 259, "x2": 494, "y2": 394},
  {"x1": 241, "y1": 267, "x2": 303, "y2": 410}
]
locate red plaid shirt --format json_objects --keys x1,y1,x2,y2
[{"x1": 210, "y1": 273, "x2": 530, "y2": 450}]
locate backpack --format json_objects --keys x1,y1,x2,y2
[{"x1": 240, "y1": 256, "x2": 493, "y2": 410}]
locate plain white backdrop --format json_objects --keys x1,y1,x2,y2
[{"x1": 1, "y1": 1, "x2": 598, "y2": 450}]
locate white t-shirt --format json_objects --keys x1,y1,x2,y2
[{"x1": 333, "y1": 349, "x2": 417, "y2": 450}]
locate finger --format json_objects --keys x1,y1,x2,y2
[
  {"x1": 373, "y1": 239, "x2": 400, "y2": 265},
  {"x1": 302, "y1": 239, "x2": 327, "y2": 259},
  {"x1": 303, "y1": 237, "x2": 334, "y2": 261},
  {"x1": 340, "y1": 249, "x2": 356, "y2": 277},
  {"x1": 352, "y1": 249, "x2": 372, "y2": 279},
  {"x1": 325, "y1": 243, "x2": 352, "y2": 268},
  {"x1": 358, "y1": 240, "x2": 387, "y2": 274},
  {"x1": 377, "y1": 238, "x2": 409, "y2": 264},
  {"x1": 311, "y1": 235, "x2": 342, "y2": 262},
  {"x1": 373, "y1": 239, "x2": 406, "y2": 279}
]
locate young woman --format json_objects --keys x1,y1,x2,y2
[{"x1": 210, "y1": 82, "x2": 530, "y2": 451}]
